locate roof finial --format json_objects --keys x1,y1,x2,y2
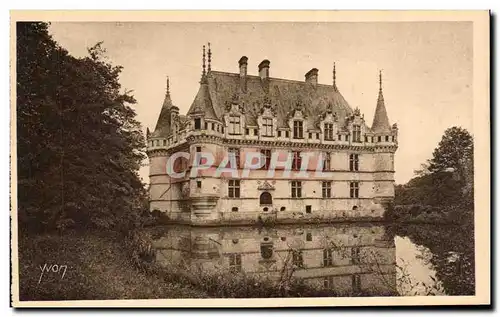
[
  {"x1": 207, "y1": 42, "x2": 212, "y2": 73},
  {"x1": 202, "y1": 45, "x2": 206, "y2": 77},
  {"x1": 379, "y1": 69, "x2": 383, "y2": 92},
  {"x1": 166, "y1": 76, "x2": 170, "y2": 96},
  {"x1": 333, "y1": 62, "x2": 338, "y2": 91}
]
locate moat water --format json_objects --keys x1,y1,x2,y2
[{"x1": 147, "y1": 223, "x2": 474, "y2": 297}]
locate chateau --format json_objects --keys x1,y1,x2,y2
[{"x1": 147, "y1": 44, "x2": 398, "y2": 226}]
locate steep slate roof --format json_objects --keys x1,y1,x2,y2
[
  {"x1": 371, "y1": 73, "x2": 391, "y2": 133},
  {"x1": 187, "y1": 79, "x2": 218, "y2": 120},
  {"x1": 201, "y1": 71, "x2": 358, "y2": 129},
  {"x1": 152, "y1": 91, "x2": 176, "y2": 137}
]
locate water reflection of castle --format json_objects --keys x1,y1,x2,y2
[{"x1": 152, "y1": 224, "x2": 397, "y2": 296}]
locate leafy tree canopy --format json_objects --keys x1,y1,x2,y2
[{"x1": 17, "y1": 22, "x2": 147, "y2": 232}]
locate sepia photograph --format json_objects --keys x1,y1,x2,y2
[{"x1": 10, "y1": 11, "x2": 490, "y2": 308}]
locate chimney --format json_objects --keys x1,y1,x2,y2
[
  {"x1": 305, "y1": 68, "x2": 319, "y2": 86},
  {"x1": 239, "y1": 56, "x2": 248, "y2": 77},
  {"x1": 258, "y1": 59, "x2": 270, "y2": 80}
]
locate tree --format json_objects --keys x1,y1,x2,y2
[
  {"x1": 16, "y1": 22, "x2": 146, "y2": 232},
  {"x1": 428, "y1": 126, "x2": 473, "y2": 174}
]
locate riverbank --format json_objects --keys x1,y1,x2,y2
[
  {"x1": 17, "y1": 230, "x2": 347, "y2": 300},
  {"x1": 17, "y1": 230, "x2": 207, "y2": 301}
]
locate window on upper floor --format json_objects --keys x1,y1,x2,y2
[
  {"x1": 194, "y1": 118, "x2": 201, "y2": 130},
  {"x1": 323, "y1": 152, "x2": 331, "y2": 171},
  {"x1": 228, "y1": 115, "x2": 241, "y2": 135},
  {"x1": 322, "y1": 181, "x2": 332, "y2": 198},
  {"x1": 349, "y1": 154, "x2": 359, "y2": 171},
  {"x1": 262, "y1": 118, "x2": 273, "y2": 137},
  {"x1": 291, "y1": 181, "x2": 302, "y2": 198},
  {"x1": 378, "y1": 136, "x2": 382, "y2": 142},
  {"x1": 260, "y1": 149, "x2": 272, "y2": 169},
  {"x1": 350, "y1": 182, "x2": 360, "y2": 198},
  {"x1": 228, "y1": 179, "x2": 241, "y2": 198},
  {"x1": 293, "y1": 120, "x2": 303, "y2": 139},
  {"x1": 385, "y1": 135, "x2": 390, "y2": 142},
  {"x1": 352, "y1": 125, "x2": 361, "y2": 143},
  {"x1": 277, "y1": 130, "x2": 282, "y2": 137},
  {"x1": 228, "y1": 147, "x2": 240, "y2": 168},
  {"x1": 324, "y1": 123, "x2": 334, "y2": 141},
  {"x1": 323, "y1": 248, "x2": 334, "y2": 267},
  {"x1": 292, "y1": 151, "x2": 302, "y2": 171},
  {"x1": 285, "y1": 131, "x2": 290, "y2": 138}
]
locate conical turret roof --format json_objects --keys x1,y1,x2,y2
[{"x1": 371, "y1": 71, "x2": 391, "y2": 133}]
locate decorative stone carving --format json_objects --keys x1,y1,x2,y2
[{"x1": 257, "y1": 180, "x2": 275, "y2": 191}]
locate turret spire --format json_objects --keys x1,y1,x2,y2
[
  {"x1": 333, "y1": 62, "x2": 338, "y2": 92},
  {"x1": 379, "y1": 70, "x2": 383, "y2": 92},
  {"x1": 202, "y1": 44, "x2": 206, "y2": 78},
  {"x1": 207, "y1": 42, "x2": 212, "y2": 73},
  {"x1": 166, "y1": 76, "x2": 170, "y2": 97},
  {"x1": 371, "y1": 69, "x2": 391, "y2": 133}
]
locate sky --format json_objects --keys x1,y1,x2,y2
[{"x1": 48, "y1": 21, "x2": 473, "y2": 184}]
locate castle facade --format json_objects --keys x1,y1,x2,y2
[{"x1": 147, "y1": 44, "x2": 398, "y2": 226}]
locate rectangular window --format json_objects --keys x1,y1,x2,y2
[
  {"x1": 278, "y1": 130, "x2": 282, "y2": 137},
  {"x1": 378, "y1": 136, "x2": 382, "y2": 142},
  {"x1": 323, "y1": 249, "x2": 333, "y2": 267},
  {"x1": 324, "y1": 276, "x2": 334, "y2": 289},
  {"x1": 324, "y1": 123, "x2": 334, "y2": 141},
  {"x1": 253, "y1": 129, "x2": 258, "y2": 136},
  {"x1": 245, "y1": 128, "x2": 249, "y2": 135},
  {"x1": 292, "y1": 250, "x2": 304, "y2": 267},
  {"x1": 385, "y1": 135, "x2": 389, "y2": 142},
  {"x1": 323, "y1": 152, "x2": 331, "y2": 171},
  {"x1": 364, "y1": 136, "x2": 368, "y2": 143},
  {"x1": 351, "y1": 247, "x2": 360, "y2": 264},
  {"x1": 322, "y1": 181, "x2": 332, "y2": 198},
  {"x1": 196, "y1": 146, "x2": 202, "y2": 153},
  {"x1": 260, "y1": 149, "x2": 271, "y2": 170},
  {"x1": 306, "y1": 205, "x2": 312, "y2": 214},
  {"x1": 308, "y1": 132, "x2": 312, "y2": 139},
  {"x1": 228, "y1": 147, "x2": 240, "y2": 168},
  {"x1": 194, "y1": 118, "x2": 201, "y2": 130},
  {"x1": 350, "y1": 182, "x2": 360, "y2": 198},
  {"x1": 228, "y1": 254, "x2": 242, "y2": 273},
  {"x1": 196, "y1": 181, "x2": 202, "y2": 189},
  {"x1": 352, "y1": 125, "x2": 361, "y2": 142},
  {"x1": 204, "y1": 122, "x2": 208, "y2": 130},
  {"x1": 228, "y1": 179, "x2": 241, "y2": 198},
  {"x1": 352, "y1": 274, "x2": 361, "y2": 292},
  {"x1": 306, "y1": 232, "x2": 312, "y2": 241},
  {"x1": 262, "y1": 118, "x2": 273, "y2": 136},
  {"x1": 285, "y1": 131, "x2": 290, "y2": 138},
  {"x1": 349, "y1": 154, "x2": 359, "y2": 171},
  {"x1": 293, "y1": 120, "x2": 303, "y2": 139},
  {"x1": 292, "y1": 151, "x2": 302, "y2": 171},
  {"x1": 291, "y1": 181, "x2": 302, "y2": 198},
  {"x1": 228, "y1": 115, "x2": 241, "y2": 135}
]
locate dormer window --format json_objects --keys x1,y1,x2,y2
[
  {"x1": 352, "y1": 125, "x2": 361, "y2": 143},
  {"x1": 293, "y1": 120, "x2": 303, "y2": 139},
  {"x1": 194, "y1": 118, "x2": 201, "y2": 130},
  {"x1": 228, "y1": 115, "x2": 241, "y2": 135},
  {"x1": 262, "y1": 118, "x2": 273, "y2": 137},
  {"x1": 324, "y1": 123, "x2": 334, "y2": 141}
]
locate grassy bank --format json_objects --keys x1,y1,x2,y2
[{"x1": 18, "y1": 231, "x2": 207, "y2": 301}]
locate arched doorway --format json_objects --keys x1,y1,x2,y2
[{"x1": 260, "y1": 191, "x2": 272, "y2": 205}]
